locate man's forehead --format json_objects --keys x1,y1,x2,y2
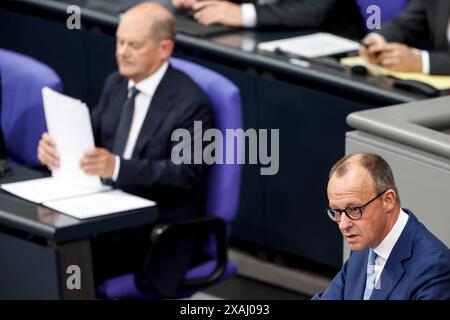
[
  {"x1": 329, "y1": 166, "x2": 373, "y2": 190},
  {"x1": 117, "y1": 15, "x2": 152, "y2": 38},
  {"x1": 327, "y1": 173, "x2": 374, "y2": 208}
]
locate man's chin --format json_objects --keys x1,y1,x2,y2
[
  {"x1": 348, "y1": 244, "x2": 365, "y2": 251},
  {"x1": 117, "y1": 67, "x2": 134, "y2": 78},
  {"x1": 346, "y1": 238, "x2": 366, "y2": 251}
]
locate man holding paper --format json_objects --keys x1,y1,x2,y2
[{"x1": 37, "y1": 2, "x2": 212, "y2": 296}]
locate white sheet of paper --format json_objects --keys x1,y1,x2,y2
[
  {"x1": 257, "y1": 32, "x2": 360, "y2": 58},
  {"x1": 0, "y1": 177, "x2": 107, "y2": 203},
  {"x1": 42, "y1": 87, "x2": 101, "y2": 188},
  {"x1": 43, "y1": 190, "x2": 156, "y2": 219}
]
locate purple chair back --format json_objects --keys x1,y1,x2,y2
[
  {"x1": 97, "y1": 59, "x2": 242, "y2": 299},
  {"x1": 171, "y1": 58, "x2": 243, "y2": 223},
  {"x1": 0, "y1": 48, "x2": 62, "y2": 166},
  {"x1": 357, "y1": 0, "x2": 410, "y2": 31}
]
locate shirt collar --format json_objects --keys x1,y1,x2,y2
[
  {"x1": 373, "y1": 208, "x2": 409, "y2": 260},
  {"x1": 127, "y1": 61, "x2": 169, "y2": 97}
]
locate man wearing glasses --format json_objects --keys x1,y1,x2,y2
[{"x1": 313, "y1": 153, "x2": 450, "y2": 300}]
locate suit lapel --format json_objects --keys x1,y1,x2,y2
[
  {"x1": 433, "y1": 0, "x2": 450, "y2": 50},
  {"x1": 347, "y1": 251, "x2": 370, "y2": 299},
  {"x1": 370, "y1": 256, "x2": 405, "y2": 300},
  {"x1": 132, "y1": 66, "x2": 177, "y2": 157},
  {"x1": 107, "y1": 78, "x2": 128, "y2": 150},
  {"x1": 370, "y1": 211, "x2": 417, "y2": 300}
]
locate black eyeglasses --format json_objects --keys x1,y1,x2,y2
[{"x1": 325, "y1": 189, "x2": 389, "y2": 222}]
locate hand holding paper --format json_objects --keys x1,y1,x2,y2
[
  {"x1": 1, "y1": 87, "x2": 156, "y2": 219},
  {"x1": 37, "y1": 132, "x2": 60, "y2": 168},
  {"x1": 80, "y1": 147, "x2": 116, "y2": 179},
  {"x1": 42, "y1": 87, "x2": 102, "y2": 188}
]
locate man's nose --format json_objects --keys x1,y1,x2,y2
[
  {"x1": 338, "y1": 212, "x2": 354, "y2": 232},
  {"x1": 117, "y1": 44, "x2": 129, "y2": 57}
]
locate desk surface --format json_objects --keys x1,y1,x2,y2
[
  {"x1": 3, "y1": 0, "x2": 424, "y2": 105},
  {"x1": 0, "y1": 164, "x2": 159, "y2": 243},
  {"x1": 347, "y1": 95, "x2": 450, "y2": 160}
]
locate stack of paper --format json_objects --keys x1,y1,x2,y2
[
  {"x1": 258, "y1": 32, "x2": 360, "y2": 58},
  {"x1": 1, "y1": 177, "x2": 106, "y2": 204},
  {"x1": 44, "y1": 190, "x2": 156, "y2": 220},
  {"x1": 341, "y1": 56, "x2": 450, "y2": 90},
  {"x1": 0, "y1": 87, "x2": 156, "y2": 219},
  {"x1": 1, "y1": 179, "x2": 155, "y2": 219},
  {"x1": 42, "y1": 87, "x2": 102, "y2": 188}
]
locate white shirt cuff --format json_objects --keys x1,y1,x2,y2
[
  {"x1": 420, "y1": 50, "x2": 430, "y2": 74},
  {"x1": 112, "y1": 155, "x2": 120, "y2": 182},
  {"x1": 241, "y1": 3, "x2": 257, "y2": 28}
]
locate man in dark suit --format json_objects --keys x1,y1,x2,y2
[
  {"x1": 360, "y1": 0, "x2": 450, "y2": 74},
  {"x1": 172, "y1": 0, "x2": 365, "y2": 38},
  {"x1": 313, "y1": 153, "x2": 450, "y2": 300},
  {"x1": 38, "y1": 3, "x2": 212, "y2": 296}
]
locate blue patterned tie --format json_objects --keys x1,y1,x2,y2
[{"x1": 363, "y1": 249, "x2": 377, "y2": 300}]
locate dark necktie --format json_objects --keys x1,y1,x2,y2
[{"x1": 112, "y1": 86, "x2": 140, "y2": 156}]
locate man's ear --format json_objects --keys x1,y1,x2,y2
[
  {"x1": 384, "y1": 189, "x2": 396, "y2": 212},
  {"x1": 160, "y1": 39, "x2": 174, "y2": 60}
]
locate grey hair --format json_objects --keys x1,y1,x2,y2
[{"x1": 329, "y1": 153, "x2": 400, "y2": 204}]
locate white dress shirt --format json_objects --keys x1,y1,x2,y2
[
  {"x1": 112, "y1": 61, "x2": 169, "y2": 181},
  {"x1": 371, "y1": 208, "x2": 409, "y2": 287},
  {"x1": 241, "y1": 0, "x2": 278, "y2": 28},
  {"x1": 241, "y1": 3, "x2": 257, "y2": 28}
]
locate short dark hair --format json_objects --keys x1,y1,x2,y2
[{"x1": 329, "y1": 153, "x2": 400, "y2": 204}]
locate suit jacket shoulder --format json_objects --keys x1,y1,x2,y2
[
  {"x1": 399, "y1": 211, "x2": 450, "y2": 299},
  {"x1": 163, "y1": 65, "x2": 211, "y2": 110},
  {"x1": 368, "y1": 211, "x2": 450, "y2": 300}
]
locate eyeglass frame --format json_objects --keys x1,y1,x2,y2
[{"x1": 325, "y1": 189, "x2": 390, "y2": 222}]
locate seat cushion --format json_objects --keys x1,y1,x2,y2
[{"x1": 97, "y1": 260, "x2": 238, "y2": 300}]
